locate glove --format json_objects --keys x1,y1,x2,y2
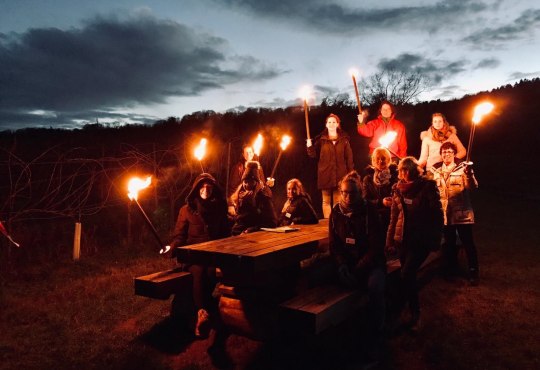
[
  {"x1": 338, "y1": 264, "x2": 358, "y2": 287},
  {"x1": 464, "y1": 164, "x2": 474, "y2": 175},
  {"x1": 306, "y1": 139, "x2": 312, "y2": 147}
]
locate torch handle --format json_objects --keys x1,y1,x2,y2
[
  {"x1": 133, "y1": 199, "x2": 165, "y2": 250},
  {"x1": 304, "y1": 100, "x2": 311, "y2": 140},
  {"x1": 465, "y1": 122, "x2": 476, "y2": 163},
  {"x1": 270, "y1": 150, "x2": 283, "y2": 179},
  {"x1": 352, "y1": 75, "x2": 362, "y2": 114}
]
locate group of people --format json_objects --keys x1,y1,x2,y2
[{"x1": 166, "y1": 101, "x2": 480, "y2": 361}]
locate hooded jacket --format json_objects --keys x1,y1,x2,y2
[
  {"x1": 307, "y1": 128, "x2": 354, "y2": 190},
  {"x1": 170, "y1": 173, "x2": 229, "y2": 248},
  {"x1": 418, "y1": 126, "x2": 467, "y2": 169}
]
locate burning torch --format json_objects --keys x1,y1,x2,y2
[
  {"x1": 194, "y1": 138, "x2": 207, "y2": 173},
  {"x1": 378, "y1": 131, "x2": 401, "y2": 160},
  {"x1": 349, "y1": 68, "x2": 363, "y2": 115},
  {"x1": 253, "y1": 133, "x2": 263, "y2": 158},
  {"x1": 127, "y1": 176, "x2": 170, "y2": 254},
  {"x1": 269, "y1": 135, "x2": 292, "y2": 179},
  {"x1": 466, "y1": 102, "x2": 494, "y2": 163}
]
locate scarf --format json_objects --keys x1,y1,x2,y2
[
  {"x1": 373, "y1": 168, "x2": 391, "y2": 186},
  {"x1": 430, "y1": 124, "x2": 451, "y2": 143},
  {"x1": 281, "y1": 198, "x2": 291, "y2": 213}
]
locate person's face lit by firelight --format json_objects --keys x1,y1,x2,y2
[{"x1": 199, "y1": 182, "x2": 213, "y2": 200}]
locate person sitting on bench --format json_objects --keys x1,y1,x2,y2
[
  {"x1": 170, "y1": 173, "x2": 230, "y2": 338},
  {"x1": 278, "y1": 178, "x2": 318, "y2": 226},
  {"x1": 330, "y1": 171, "x2": 386, "y2": 365}
]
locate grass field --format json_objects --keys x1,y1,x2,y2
[{"x1": 1, "y1": 191, "x2": 539, "y2": 370}]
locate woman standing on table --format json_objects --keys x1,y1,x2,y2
[
  {"x1": 278, "y1": 178, "x2": 318, "y2": 226},
  {"x1": 417, "y1": 113, "x2": 466, "y2": 171},
  {"x1": 307, "y1": 113, "x2": 354, "y2": 218},
  {"x1": 169, "y1": 173, "x2": 230, "y2": 338},
  {"x1": 386, "y1": 157, "x2": 443, "y2": 330}
]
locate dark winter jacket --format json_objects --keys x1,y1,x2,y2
[
  {"x1": 231, "y1": 185, "x2": 277, "y2": 235},
  {"x1": 307, "y1": 128, "x2": 354, "y2": 190},
  {"x1": 362, "y1": 164, "x2": 398, "y2": 234},
  {"x1": 330, "y1": 201, "x2": 385, "y2": 276},
  {"x1": 170, "y1": 173, "x2": 229, "y2": 249},
  {"x1": 278, "y1": 194, "x2": 318, "y2": 226},
  {"x1": 386, "y1": 177, "x2": 443, "y2": 250}
]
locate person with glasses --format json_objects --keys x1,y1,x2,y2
[
  {"x1": 329, "y1": 171, "x2": 386, "y2": 365},
  {"x1": 418, "y1": 113, "x2": 466, "y2": 171},
  {"x1": 431, "y1": 142, "x2": 479, "y2": 285},
  {"x1": 386, "y1": 157, "x2": 443, "y2": 331},
  {"x1": 307, "y1": 113, "x2": 355, "y2": 218}
]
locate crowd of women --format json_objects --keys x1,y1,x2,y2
[{"x1": 166, "y1": 101, "x2": 480, "y2": 364}]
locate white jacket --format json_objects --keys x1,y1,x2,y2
[{"x1": 418, "y1": 126, "x2": 466, "y2": 169}]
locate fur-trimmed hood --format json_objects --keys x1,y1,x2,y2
[{"x1": 420, "y1": 125, "x2": 457, "y2": 140}]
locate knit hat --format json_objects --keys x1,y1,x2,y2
[{"x1": 241, "y1": 161, "x2": 261, "y2": 182}]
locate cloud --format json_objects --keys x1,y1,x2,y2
[
  {"x1": 377, "y1": 53, "x2": 468, "y2": 84},
  {"x1": 462, "y1": 8, "x2": 540, "y2": 49},
  {"x1": 210, "y1": 0, "x2": 489, "y2": 33},
  {"x1": 507, "y1": 70, "x2": 540, "y2": 81},
  {"x1": 0, "y1": 12, "x2": 285, "y2": 128},
  {"x1": 474, "y1": 58, "x2": 500, "y2": 69}
]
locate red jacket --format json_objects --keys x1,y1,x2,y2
[{"x1": 357, "y1": 115, "x2": 407, "y2": 158}]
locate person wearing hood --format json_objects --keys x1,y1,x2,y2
[
  {"x1": 329, "y1": 171, "x2": 386, "y2": 365},
  {"x1": 169, "y1": 173, "x2": 230, "y2": 338},
  {"x1": 230, "y1": 161, "x2": 277, "y2": 235},
  {"x1": 307, "y1": 113, "x2": 355, "y2": 218},
  {"x1": 418, "y1": 113, "x2": 466, "y2": 170},
  {"x1": 278, "y1": 178, "x2": 318, "y2": 226},
  {"x1": 362, "y1": 147, "x2": 399, "y2": 257},
  {"x1": 357, "y1": 101, "x2": 407, "y2": 160}
]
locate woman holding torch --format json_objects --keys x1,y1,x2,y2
[
  {"x1": 307, "y1": 113, "x2": 355, "y2": 218},
  {"x1": 418, "y1": 113, "x2": 466, "y2": 171},
  {"x1": 169, "y1": 173, "x2": 230, "y2": 338},
  {"x1": 357, "y1": 101, "x2": 407, "y2": 161}
]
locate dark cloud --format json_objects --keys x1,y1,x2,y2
[
  {"x1": 474, "y1": 58, "x2": 500, "y2": 69},
  {"x1": 211, "y1": 0, "x2": 488, "y2": 33},
  {"x1": 462, "y1": 8, "x2": 540, "y2": 49},
  {"x1": 0, "y1": 12, "x2": 284, "y2": 128},
  {"x1": 507, "y1": 70, "x2": 540, "y2": 81},
  {"x1": 431, "y1": 85, "x2": 469, "y2": 100},
  {"x1": 377, "y1": 53, "x2": 468, "y2": 84}
]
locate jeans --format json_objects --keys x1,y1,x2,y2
[
  {"x1": 322, "y1": 188, "x2": 340, "y2": 218},
  {"x1": 443, "y1": 224, "x2": 479, "y2": 274}
]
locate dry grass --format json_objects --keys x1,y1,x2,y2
[{"x1": 1, "y1": 191, "x2": 539, "y2": 370}]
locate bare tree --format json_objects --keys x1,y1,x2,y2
[{"x1": 360, "y1": 69, "x2": 430, "y2": 106}]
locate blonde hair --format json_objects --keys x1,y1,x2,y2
[{"x1": 371, "y1": 147, "x2": 391, "y2": 167}]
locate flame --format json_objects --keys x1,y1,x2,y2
[
  {"x1": 253, "y1": 133, "x2": 263, "y2": 156},
  {"x1": 280, "y1": 135, "x2": 292, "y2": 151},
  {"x1": 194, "y1": 138, "x2": 207, "y2": 161},
  {"x1": 299, "y1": 85, "x2": 312, "y2": 103},
  {"x1": 378, "y1": 131, "x2": 397, "y2": 148},
  {"x1": 128, "y1": 176, "x2": 152, "y2": 201},
  {"x1": 349, "y1": 68, "x2": 359, "y2": 78},
  {"x1": 472, "y1": 102, "x2": 494, "y2": 124}
]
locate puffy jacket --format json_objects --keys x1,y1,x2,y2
[
  {"x1": 307, "y1": 128, "x2": 354, "y2": 190},
  {"x1": 170, "y1": 173, "x2": 229, "y2": 248},
  {"x1": 431, "y1": 160, "x2": 478, "y2": 225},
  {"x1": 357, "y1": 115, "x2": 407, "y2": 158},
  {"x1": 418, "y1": 126, "x2": 466, "y2": 169},
  {"x1": 386, "y1": 177, "x2": 443, "y2": 249}
]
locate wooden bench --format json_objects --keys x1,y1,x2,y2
[
  {"x1": 134, "y1": 267, "x2": 192, "y2": 300},
  {"x1": 279, "y1": 250, "x2": 441, "y2": 335}
]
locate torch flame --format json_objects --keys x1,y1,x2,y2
[
  {"x1": 349, "y1": 68, "x2": 359, "y2": 78},
  {"x1": 253, "y1": 133, "x2": 263, "y2": 156},
  {"x1": 299, "y1": 85, "x2": 312, "y2": 103},
  {"x1": 378, "y1": 131, "x2": 397, "y2": 148},
  {"x1": 472, "y1": 102, "x2": 494, "y2": 124},
  {"x1": 128, "y1": 176, "x2": 152, "y2": 201},
  {"x1": 194, "y1": 138, "x2": 207, "y2": 161},
  {"x1": 280, "y1": 135, "x2": 292, "y2": 151}
]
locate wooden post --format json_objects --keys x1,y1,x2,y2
[{"x1": 73, "y1": 222, "x2": 81, "y2": 261}]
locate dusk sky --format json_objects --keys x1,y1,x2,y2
[{"x1": 1, "y1": 0, "x2": 539, "y2": 130}]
